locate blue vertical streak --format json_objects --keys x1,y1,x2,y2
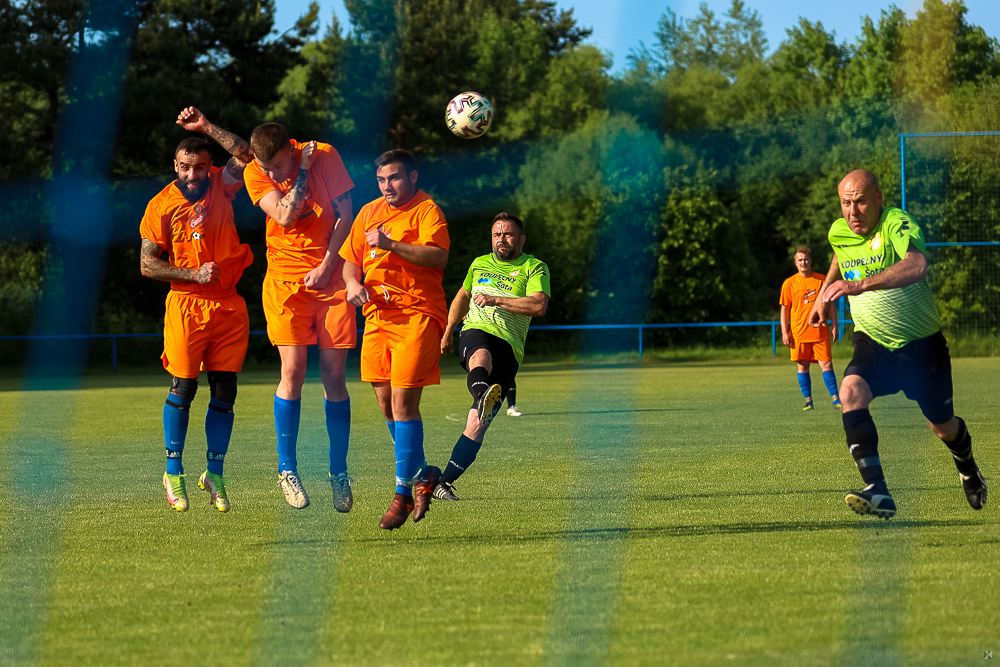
[
  {"x1": 0, "y1": 4, "x2": 136, "y2": 662},
  {"x1": 546, "y1": 120, "x2": 664, "y2": 665}
]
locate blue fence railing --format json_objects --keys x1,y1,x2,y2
[{"x1": 0, "y1": 320, "x2": 854, "y2": 370}]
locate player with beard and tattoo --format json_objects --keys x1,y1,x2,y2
[
  {"x1": 140, "y1": 107, "x2": 254, "y2": 513},
  {"x1": 432, "y1": 212, "x2": 550, "y2": 501}
]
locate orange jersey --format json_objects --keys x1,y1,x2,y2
[
  {"x1": 780, "y1": 272, "x2": 827, "y2": 343},
  {"x1": 244, "y1": 139, "x2": 354, "y2": 281},
  {"x1": 139, "y1": 167, "x2": 252, "y2": 297},
  {"x1": 340, "y1": 189, "x2": 450, "y2": 328}
]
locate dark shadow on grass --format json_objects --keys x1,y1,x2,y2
[
  {"x1": 642, "y1": 484, "x2": 957, "y2": 502},
  {"x1": 517, "y1": 408, "x2": 693, "y2": 417},
  {"x1": 332, "y1": 517, "x2": 985, "y2": 547}
]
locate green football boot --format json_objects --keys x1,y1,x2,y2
[
  {"x1": 198, "y1": 470, "x2": 230, "y2": 513},
  {"x1": 162, "y1": 472, "x2": 189, "y2": 512}
]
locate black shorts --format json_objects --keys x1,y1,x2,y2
[
  {"x1": 459, "y1": 328, "x2": 519, "y2": 404},
  {"x1": 844, "y1": 330, "x2": 954, "y2": 424}
]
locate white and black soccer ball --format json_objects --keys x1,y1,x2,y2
[{"x1": 445, "y1": 91, "x2": 494, "y2": 139}]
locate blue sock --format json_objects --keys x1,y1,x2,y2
[
  {"x1": 326, "y1": 398, "x2": 351, "y2": 476},
  {"x1": 797, "y1": 372, "x2": 812, "y2": 400},
  {"x1": 822, "y1": 370, "x2": 839, "y2": 398},
  {"x1": 205, "y1": 397, "x2": 234, "y2": 475},
  {"x1": 386, "y1": 420, "x2": 396, "y2": 443},
  {"x1": 163, "y1": 392, "x2": 191, "y2": 475},
  {"x1": 393, "y1": 420, "x2": 424, "y2": 497},
  {"x1": 274, "y1": 395, "x2": 301, "y2": 473}
]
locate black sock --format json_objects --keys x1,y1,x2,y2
[
  {"x1": 507, "y1": 386, "x2": 517, "y2": 406},
  {"x1": 944, "y1": 417, "x2": 977, "y2": 475},
  {"x1": 467, "y1": 367, "x2": 490, "y2": 401},
  {"x1": 441, "y1": 434, "x2": 482, "y2": 484},
  {"x1": 843, "y1": 409, "x2": 886, "y2": 489}
]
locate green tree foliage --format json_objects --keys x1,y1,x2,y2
[
  {"x1": 6, "y1": 0, "x2": 1000, "y2": 366},
  {"x1": 115, "y1": 0, "x2": 314, "y2": 177}
]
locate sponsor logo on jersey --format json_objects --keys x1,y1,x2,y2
[
  {"x1": 802, "y1": 288, "x2": 817, "y2": 304},
  {"x1": 841, "y1": 254, "x2": 883, "y2": 270},
  {"x1": 509, "y1": 270, "x2": 521, "y2": 277},
  {"x1": 868, "y1": 232, "x2": 882, "y2": 251},
  {"x1": 190, "y1": 202, "x2": 206, "y2": 229},
  {"x1": 477, "y1": 277, "x2": 492, "y2": 285},
  {"x1": 192, "y1": 231, "x2": 203, "y2": 240}
]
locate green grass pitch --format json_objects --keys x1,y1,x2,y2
[{"x1": 0, "y1": 358, "x2": 997, "y2": 665}]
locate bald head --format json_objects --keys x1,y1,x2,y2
[
  {"x1": 838, "y1": 169, "x2": 883, "y2": 236},
  {"x1": 839, "y1": 169, "x2": 880, "y2": 194}
]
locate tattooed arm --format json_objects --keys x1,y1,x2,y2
[
  {"x1": 176, "y1": 106, "x2": 253, "y2": 180},
  {"x1": 140, "y1": 238, "x2": 219, "y2": 284},
  {"x1": 303, "y1": 189, "x2": 354, "y2": 290},
  {"x1": 256, "y1": 141, "x2": 317, "y2": 228}
]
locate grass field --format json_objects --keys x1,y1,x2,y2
[{"x1": 1, "y1": 358, "x2": 997, "y2": 666}]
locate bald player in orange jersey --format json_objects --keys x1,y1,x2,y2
[
  {"x1": 244, "y1": 123, "x2": 356, "y2": 512},
  {"x1": 140, "y1": 107, "x2": 254, "y2": 514},
  {"x1": 340, "y1": 149, "x2": 450, "y2": 530}
]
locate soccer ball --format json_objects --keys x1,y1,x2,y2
[{"x1": 446, "y1": 91, "x2": 494, "y2": 139}]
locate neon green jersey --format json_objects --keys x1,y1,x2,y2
[
  {"x1": 828, "y1": 206, "x2": 941, "y2": 350},
  {"x1": 461, "y1": 253, "x2": 551, "y2": 364}
]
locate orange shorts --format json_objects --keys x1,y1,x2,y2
[
  {"x1": 162, "y1": 292, "x2": 249, "y2": 379},
  {"x1": 263, "y1": 274, "x2": 357, "y2": 349},
  {"x1": 361, "y1": 309, "x2": 442, "y2": 388},
  {"x1": 791, "y1": 336, "x2": 832, "y2": 363}
]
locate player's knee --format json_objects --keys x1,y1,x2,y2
[
  {"x1": 280, "y1": 359, "x2": 307, "y2": 387},
  {"x1": 839, "y1": 379, "x2": 869, "y2": 409},
  {"x1": 207, "y1": 371, "x2": 238, "y2": 404},
  {"x1": 169, "y1": 376, "x2": 198, "y2": 404}
]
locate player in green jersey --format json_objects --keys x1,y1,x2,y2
[
  {"x1": 434, "y1": 212, "x2": 551, "y2": 500},
  {"x1": 809, "y1": 169, "x2": 987, "y2": 519}
]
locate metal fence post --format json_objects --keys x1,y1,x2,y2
[
  {"x1": 112, "y1": 336, "x2": 118, "y2": 372},
  {"x1": 638, "y1": 325, "x2": 643, "y2": 358},
  {"x1": 771, "y1": 323, "x2": 776, "y2": 356},
  {"x1": 900, "y1": 134, "x2": 907, "y2": 211}
]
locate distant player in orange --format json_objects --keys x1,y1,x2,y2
[
  {"x1": 140, "y1": 107, "x2": 254, "y2": 514},
  {"x1": 244, "y1": 123, "x2": 356, "y2": 512},
  {"x1": 340, "y1": 149, "x2": 450, "y2": 530},
  {"x1": 780, "y1": 245, "x2": 841, "y2": 410}
]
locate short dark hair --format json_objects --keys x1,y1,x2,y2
[
  {"x1": 175, "y1": 137, "x2": 211, "y2": 158},
  {"x1": 375, "y1": 149, "x2": 416, "y2": 173},
  {"x1": 794, "y1": 245, "x2": 812, "y2": 257},
  {"x1": 250, "y1": 123, "x2": 291, "y2": 162},
  {"x1": 493, "y1": 212, "x2": 524, "y2": 234}
]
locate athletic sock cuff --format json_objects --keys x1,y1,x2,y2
[
  {"x1": 208, "y1": 396, "x2": 234, "y2": 412},
  {"x1": 274, "y1": 395, "x2": 301, "y2": 408},
  {"x1": 842, "y1": 409, "x2": 872, "y2": 430}
]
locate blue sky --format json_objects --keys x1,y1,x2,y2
[{"x1": 274, "y1": 0, "x2": 1000, "y2": 72}]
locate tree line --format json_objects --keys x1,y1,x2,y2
[{"x1": 2, "y1": 0, "x2": 1000, "y2": 364}]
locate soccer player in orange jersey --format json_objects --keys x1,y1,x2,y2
[
  {"x1": 140, "y1": 107, "x2": 254, "y2": 514},
  {"x1": 779, "y1": 245, "x2": 841, "y2": 411},
  {"x1": 244, "y1": 123, "x2": 356, "y2": 512},
  {"x1": 340, "y1": 149, "x2": 450, "y2": 530}
]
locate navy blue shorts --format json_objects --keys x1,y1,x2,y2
[
  {"x1": 844, "y1": 330, "x2": 954, "y2": 424},
  {"x1": 458, "y1": 328, "x2": 519, "y2": 405}
]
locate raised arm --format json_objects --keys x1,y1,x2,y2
[
  {"x1": 176, "y1": 107, "x2": 252, "y2": 181},
  {"x1": 257, "y1": 142, "x2": 317, "y2": 228},
  {"x1": 365, "y1": 224, "x2": 448, "y2": 269},
  {"x1": 140, "y1": 239, "x2": 219, "y2": 284},
  {"x1": 441, "y1": 287, "x2": 473, "y2": 354},
  {"x1": 473, "y1": 291, "x2": 549, "y2": 317}
]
